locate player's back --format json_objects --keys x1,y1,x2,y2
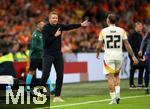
[{"x1": 99, "y1": 25, "x2": 127, "y2": 60}]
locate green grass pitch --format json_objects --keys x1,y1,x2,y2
[
  {"x1": 50, "y1": 79, "x2": 150, "y2": 109},
  {"x1": 1, "y1": 79, "x2": 149, "y2": 109}
]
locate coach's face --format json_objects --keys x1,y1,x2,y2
[
  {"x1": 135, "y1": 23, "x2": 143, "y2": 32},
  {"x1": 49, "y1": 14, "x2": 58, "y2": 25}
]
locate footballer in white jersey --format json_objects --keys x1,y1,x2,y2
[
  {"x1": 96, "y1": 13, "x2": 138, "y2": 104},
  {"x1": 99, "y1": 25, "x2": 127, "y2": 74},
  {"x1": 99, "y1": 25, "x2": 127, "y2": 61}
]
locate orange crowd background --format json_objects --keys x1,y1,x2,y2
[{"x1": 0, "y1": 0, "x2": 150, "y2": 53}]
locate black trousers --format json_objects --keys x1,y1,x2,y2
[
  {"x1": 129, "y1": 61, "x2": 145, "y2": 86},
  {"x1": 144, "y1": 54, "x2": 150, "y2": 88},
  {"x1": 40, "y1": 54, "x2": 64, "y2": 97}
]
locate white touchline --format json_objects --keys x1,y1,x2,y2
[{"x1": 35, "y1": 95, "x2": 150, "y2": 109}]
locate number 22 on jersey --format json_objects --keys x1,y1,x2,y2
[{"x1": 105, "y1": 35, "x2": 121, "y2": 49}]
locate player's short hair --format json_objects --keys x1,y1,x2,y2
[
  {"x1": 48, "y1": 11, "x2": 58, "y2": 18},
  {"x1": 107, "y1": 13, "x2": 117, "y2": 24}
]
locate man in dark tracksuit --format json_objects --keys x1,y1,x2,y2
[
  {"x1": 26, "y1": 21, "x2": 55, "y2": 94},
  {"x1": 139, "y1": 29, "x2": 150, "y2": 94},
  {"x1": 128, "y1": 22, "x2": 145, "y2": 88},
  {"x1": 39, "y1": 11, "x2": 89, "y2": 102}
]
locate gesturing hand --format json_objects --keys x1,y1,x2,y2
[
  {"x1": 132, "y1": 56, "x2": 139, "y2": 65},
  {"x1": 81, "y1": 20, "x2": 90, "y2": 27},
  {"x1": 138, "y1": 50, "x2": 142, "y2": 57},
  {"x1": 54, "y1": 28, "x2": 61, "y2": 37}
]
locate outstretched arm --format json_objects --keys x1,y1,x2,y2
[
  {"x1": 60, "y1": 20, "x2": 90, "y2": 31},
  {"x1": 123, "y1": 39, "x2": 138, "y2": 64}
]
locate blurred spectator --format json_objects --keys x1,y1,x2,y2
[
  {"x1": 0, "y1": 0, "x2": 149, "y2": 54},
  {"x1": 15, "y1": 44, "x2": 29, "y2": 62},
  {"x1": 138, "y1": 27, "x2": 150, "y2": 94},
  {"x1": 128, "y1": 21, "x2": 145, "y2": 89},
  {"x1": 0, "y1": 38, "x2": 17, "y2": 78}
]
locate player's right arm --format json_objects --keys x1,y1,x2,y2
[
  {"x1": 96, "y1": 30, "x2": 104, "y2": 59},
  {"x1": 121, "y1": 29, "x2": 138, "y2": 64},
  {"x1": 96, "y1": 41, "x2": 103, "y2": 59},
  {"x1": 123, "y1": 39, "x2": 138, "y2": 65}
]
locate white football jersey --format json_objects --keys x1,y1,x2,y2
[{"x1": 99, "y1": 25, "x2": 127, "y2": 60}]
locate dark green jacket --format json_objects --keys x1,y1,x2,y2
[{"x1": 29, "y1": 30, "x2": 43, "y2": 59}]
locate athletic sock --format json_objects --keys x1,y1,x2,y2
[
  {"x1": 110, "y1": 92, "x2": 116, "y2": 102},
  {"x1": 26, "y1": 74, "x2": 33, "y2": 90},
  {"x1": 115, "y1": 86, "x2": 120, "y2": 98},
  {"x1": 47, "y1": 78, "x2": 54, "y2": 92}
]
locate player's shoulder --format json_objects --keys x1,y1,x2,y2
[
  {"x1": 115, "y1": 26, "x2": 125, "y2": 32},
  {"x1": 100, "y1": 27, "x2": 109, "y2": 33},
  {"x1": 102, "y1": 26, "x2": 124, "y2": 31},
  {"x1": 100, "y1": 26, "x2": 125, "y2": 34},
  {"x1": 102, "y1": 27, "x2": 109, "y2": 31}
]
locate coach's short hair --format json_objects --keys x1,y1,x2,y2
[
  {"x1": 134, "y1": 21, "x2": 143, "y2": 27},
  {"x1": 48, "y1": 11, "x2": 58, "y2": 18},
  {"x1": 107, "y1": 13, "x2": 117, "y2": 24}
]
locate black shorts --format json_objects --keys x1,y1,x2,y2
[{"x1": 29, "y1": 58, "x2": 42, "y2": 71}]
